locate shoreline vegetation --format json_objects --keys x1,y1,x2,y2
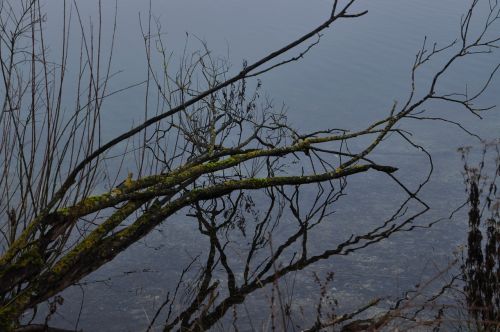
[{"x1": 0, "y1": 0, "x2": 499, "y2": 330}]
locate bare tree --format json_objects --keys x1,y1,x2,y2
[{"x1": 0, "y1": 0, "x2": 499, "y2": 330}]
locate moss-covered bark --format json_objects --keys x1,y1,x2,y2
[{"x1": 0, "y1": 137, "x2": 397, "y2": 325}]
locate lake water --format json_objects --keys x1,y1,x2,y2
[{"x1": 32, "y1": 0, "x2": 500, "y2": 330}]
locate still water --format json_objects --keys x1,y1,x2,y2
[{"x1": 37, "y1": 0, "x2": 499, "y2": 330}]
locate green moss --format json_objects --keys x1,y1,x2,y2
[
  {"x1": 0, "y1": 289, "x2": 34, "y2": 331},
  {"x1": 0, "y1": 247, "x2": 43, "y2": 284},
  {"x1": 50, "y1": 201, "x2": 140, "y2": 276}
]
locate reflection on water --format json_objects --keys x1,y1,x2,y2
[
  {"x1": 462, "y1": 144, "x2": 500, "y2": 330},
  {"x1": 47, "y1": 0, "x2": 499, "y2": 331},
  {"x1": 1, "y1": 0, "x2": 499, "y2": 331}
]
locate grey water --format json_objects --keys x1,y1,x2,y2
[{"x1": 36, "y1": 0, "x2": 500, "y2": 330}]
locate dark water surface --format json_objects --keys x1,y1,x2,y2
[{"x1": 36, "y1": 0, "x2": 500, "y2": 330}]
